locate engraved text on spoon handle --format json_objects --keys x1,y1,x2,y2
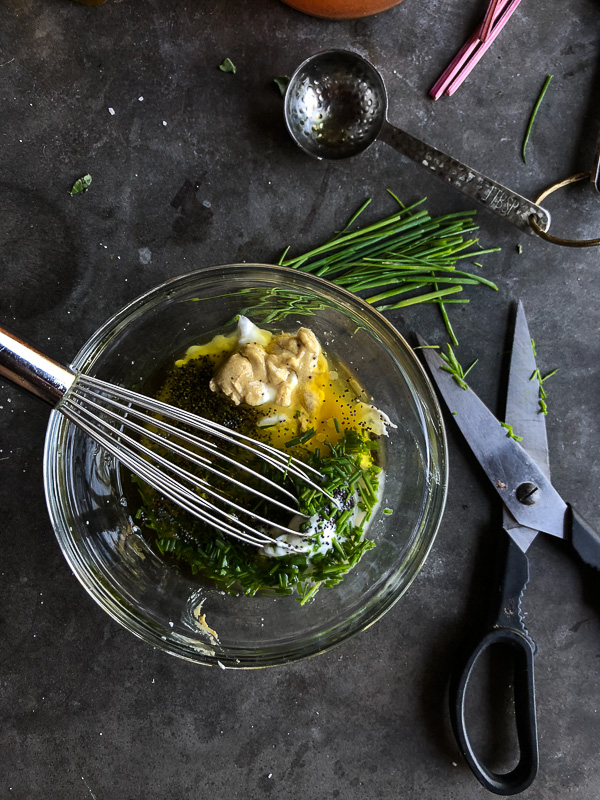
[{"x1": 378, "y1": 121, "x2": 550, "y2": 235}]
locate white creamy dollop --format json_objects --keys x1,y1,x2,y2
[{"x1": 236, "y1": 315, "x2": 272, "y2": 347}]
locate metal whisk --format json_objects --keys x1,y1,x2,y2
[{"x1": 0, "y1": 327, "x2": 329, "y2": 548}]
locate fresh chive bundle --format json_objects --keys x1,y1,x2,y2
[{"x1": 280, "y1": 192, "x2": 499, "y2": 343}]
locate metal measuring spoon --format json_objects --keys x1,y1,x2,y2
[{"x1": 285, "y1": 50, "x2": 550, "y2": 235}]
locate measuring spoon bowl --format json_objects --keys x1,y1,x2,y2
[{"x1": 285, "y1": 50, "x2": 550, "y2": 235}]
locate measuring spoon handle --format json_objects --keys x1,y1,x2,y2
[{"x1": 378, "y1": 120, "x2": 550, "y2": 235}]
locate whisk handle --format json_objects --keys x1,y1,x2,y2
[{"x1": 0, "y1": 327, "x2": 75, "y2": 405}]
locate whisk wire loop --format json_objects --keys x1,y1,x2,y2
[
  {"x1": 0, "y1": 327, "x2": 333, "y2": 548},
  {"x1": 58, "y1": 374, "x2": 331, "y2": 547},
  {"x1": 66, "y1": 391, "x2": 306, "y2": 515}
]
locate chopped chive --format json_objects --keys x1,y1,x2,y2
[
  {"x1": 332, "y1": 536, "x2": 347, "y2": 559},
  {"x1": 300, "y1": 582, "x2": 322, "y2": 606},
  {"x1": 438, "y1": 296, "x2": 459, "y2": 346},
  {"x1": 522, "y1": 74, "x2": 553, "y2": 164},
  {"x1": 285, "y1": 427, "x2": 316, "y2": 447},
  {"x1": 336, "y1": 509, "x2": 354, "y2": 529},
  {"x1": 463, "y1": 359, "x2": 478, "y2": 379},
  {"x1": 219, "y1": 57, "x2": 237, "y2": 74},
  {"x1": 70, "y1": 174, "x2": 92, "y2": 196}
]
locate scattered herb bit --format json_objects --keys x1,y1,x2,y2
[
  {"x1": 531, "y1": 338, "x2": 536, "y2": 357},
  {"x1": 530, "y1": 363, "x2": 558, "y2": 415},
  {"x1": 517, "y1": 243, "x2": 523, "y2": 254},
  {"x1": 299, "y1": 582, "x2": 321, "y2": 606},
  {"x1": 274, "y1": 75, "x2": 290, "y2": 96},
  {"x1": 413, "y1": 345, "x2": 440, "y2": 350},
  {"x1": 383, "y1": 508, "x2": 393, "y2": 515},
  {"x1": 522, "y1": 74, "x2": 553, "y2": 164},
  {"x1": 501, "y1": 422, "x2": 523, "y2": 441},
  {"x1": 439, "y1": 343, "x2": 477, "y2": 390},
  {"x1": 280, "y1": 191, "x2": 499, "y2": 344},
  {"x1": 70, "y1": 174, "x2": 92, "y2": 195},
  {"x1": 219, "y1": 58, "x2": 237, "y2": 74}
]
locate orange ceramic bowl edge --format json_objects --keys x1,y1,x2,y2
[{"x1": 282, "y1": 0, "x2": 404, "y2": 19}]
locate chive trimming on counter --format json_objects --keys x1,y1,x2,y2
[{"x1": 522, "y1": 75, "x2": 553, "y2": 163}]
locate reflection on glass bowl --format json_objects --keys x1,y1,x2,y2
[{"x1": 44, "y1": 264, "x2": 447, "y2": 668}]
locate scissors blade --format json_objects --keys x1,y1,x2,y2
[
  {"x1": 506, "y1": 302, "x2": 551, "y2": 480},
  {"x1": 417, "y1": 336, "x2": 568, "y2": 540},
  {"x1": 503, "y1": 301, "x2": 551, "y2": 551}
]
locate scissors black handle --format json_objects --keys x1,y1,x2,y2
[{"x1": 449, "y1": 537, "x2": 539, "y2": 795}]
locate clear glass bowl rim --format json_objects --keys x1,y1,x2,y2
[{"x1": 43, "y1": 263, "x2": 448, "y2": 668}]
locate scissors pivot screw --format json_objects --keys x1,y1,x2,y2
[{"x1": 516, "y1": 482, "x2": 540, "y2": 505}]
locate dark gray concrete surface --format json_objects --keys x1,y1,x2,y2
[{"x1": 1, "y1": 0, "x2": 600, "y2": 797}]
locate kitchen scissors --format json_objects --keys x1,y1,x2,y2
[{"x1": 418, "y1": 302, "x2": 600, "y2": 795}]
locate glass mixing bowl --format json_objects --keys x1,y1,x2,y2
[{"x1": 44, "y1": 264, "x2": 447, "y2": 668}]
